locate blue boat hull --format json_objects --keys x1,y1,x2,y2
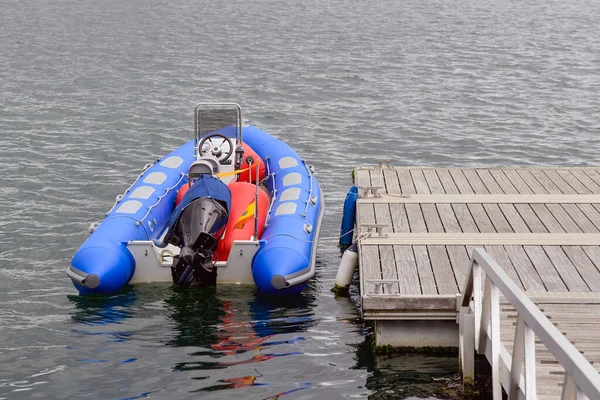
[{"x1": 69, "y1": 126, "x2": 323, "y2": 296}]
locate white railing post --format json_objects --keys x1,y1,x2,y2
[
  {"x1": 478, "y1": 277, "x2": 492, "y2": 354},
  {"x1": 489, "y1": 282, "x2": 501, "y2": 400},
  {"x1": 508, "y1": 315, "x2": 527, "y2": 399},
  {"x1": 523, "y1": 321, "x2": 536, "y2": 399},
  {"x1": 562, "y1": 373, "x2": 591, "y2": 400},
  {"x1": 473, "y1": 260, "x2": 483, "y2": 351},
  {"x1": 459, "y1": 257, "x2": 476, "y2": 392},
  {"x1": 510, "y1": 316, "x2": 537, "y2": 399},
  {"x1": 510, "y1": 316, "x2": 525, "y2": 399},
  {"x1": 461, "y1": 310, "x2": 475, "y2": 390},
  {"x1": 463, "y1": 248, "x2": 600, "y2": 400}
]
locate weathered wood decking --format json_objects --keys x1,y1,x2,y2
[
  {"x1": 354, "y1": 166, "x2": 600, "y2": 397},
  {"x1": 501, "y1": 293, "x2": 600, "y2": 399}
]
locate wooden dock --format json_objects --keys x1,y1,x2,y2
[
  {"x1": 354, "y1": 165, "x2": 600, "y2": 397},
  {"x1": 500, "y1": 293, "x2": 600, "y2": 399}
]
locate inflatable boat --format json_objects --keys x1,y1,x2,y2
[{"x1": 67, "y1": 103, "x2": 324, "y2": 296}]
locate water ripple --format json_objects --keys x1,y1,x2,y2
[{"x1": 1, "y1": 0, "x2": 599, "y2": 398}]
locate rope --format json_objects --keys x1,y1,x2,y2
[
  {"x1": 216, "y1": 166, "x2": 251, "y2": 178},
  {"x1": 259, "y1": 227, "x2": 367, "y2": 244}
]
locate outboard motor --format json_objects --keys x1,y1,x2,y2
[{"x1": 164, "y1": 174, "x2": 231, "y2": 288}]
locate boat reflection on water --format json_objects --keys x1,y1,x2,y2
[
  {"x1": 68, "y1": 288, "x2": 138, "y2": 327},
  {"x1": 67, "y1": 282, "x2": 318, "y2": 397},
  {"x1": 165, "y1": 284, "x2": 317, "y2": 396}
]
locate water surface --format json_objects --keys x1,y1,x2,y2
[{"x1": 1, "y1": 0, "x2": 598, "y2": 398}]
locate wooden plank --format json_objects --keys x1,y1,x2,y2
[
  {"x1": 379, "y1": 245, "x2": 399, "y2": 294},
  {"x1": 577, "y1": 204, "x2": 600, "y2": 231},
  {"x1": 391, "y1": 167, "x2": 600, "y2": 171},
  {"x1": 517, "y1": 169, "x2": 548, "y2": 194},
  {"x1": 527, "y1": 291, "x2": 600, "y2": 302},
  {"x1": 437, "y1": 204, "x2": 461, "y2": 233},
  {"x1": 410, "y1": 169, "x2": 430, "y2": 194},
  {"x1": 360, "y1": 233, "x2": 600, "y2": 246},
  {"x1": 362, "y1": 295, "x2": 456, "y2": 311},
  {"x1": 356, "y1": 168, "x2": 377, "y2": 298},
  {"x1": 355, "y1": 169, "x2": 373, "y2": 228},
  {"x1": 462, "y1": 169, "x2": 489, "y2": 194},
  {"x1": 544, "y1": 170, "x2": 579, "y2": 194},
  {"x1": 561, "y1": 246, "x2": 600, "y2": 291},
  {"x1": 485, "y1": 245, "x2": 524, "y2": 290},
  {"x1": 452, "y1": 204, "x2": 479, "y2": 233},
  {"x1": 446, "y1": 245, "x2": 470, "y2": 291},
  {"x1": 383, "y1": 168, "x2": 409, "y2": 233},
  {"x1": 499, "y1": 204, "x2": 531, "y2": 233},
  {"x1": 356, "y1": 204, "x2": 375, "y2": 231},
  {"x1": 382, "y1": 168, "x2": 401, "y2": 194},
  {"x1": 374, "y1": 204, "x2": 392, "y2": 234},
  {"x1": 370, "y1": 168, "x2": 385, "y2": 193},
  {"x1": 523, "y1": 246, "x2": 568, "y2": 291},
  {"x1": 428, "y1": 246, "x2": 458, "y2": 294},
  {"x1": 423, "y1": 169, "x2": 445, "y2": 194},
  {"x1": 354, "y1": 168, "x2": 371, "y2": 187},
  {"x1": 583, "y1": 170, "x2": 600, "y2": 188},
  {"x1": 477, "y1": 169, "x2": 504, "y2": 194},
  {"x1": 483, "y1": 204, "x2": 513, "y2": 233},
  {"x1": 397, "y1": 169, "x2": 416, "y2": 194},
  {"x1": 530, "y1": 204, "x2": 565, "y2": 233},
  {"x1": 356, "y1": 194, "x2": 600, "y2": 204},
  {"x1": 436, "y1": 169, "x2": 460, "y2": 194},
  {"x1": 593, "y1": 203, "x2": 600, "y2": 219},
  {"x1": 405, "y1": 204, "x2": 427, "y2": 233},
  {"x1": 581, "y1": 246, "x2": 600, "y2": 287},
  {"x1": 404, "y1": 195, "x2": 438, "y2": 295},
  {"x1": 514, "y1": 204, "x2": 548, "y2": 233},
  {"x1": 504, "y1": 170, "x2": 535, "y2": 194},
  {"x1": 489, "y1": 170, "x2": 519, "y2": 194},
  {"x1": 392, "y1": 245, "x2": 421, "y2": 295},
  {"x1": 468, "y1": 204, "x2": 496, "y2": 233},
  {"x1": 504, "y1": 246, "x2": 548, "y2": 292},
  {"x1": 390, "y1": 205, "x2": 410, "y2": 233},
  {"x1": 449, "y1": 169, "x2": 474, "y2": 194},
  {"x1": 566, "y1": 169, "x2": 600, "y2": 193},
  {"x1": 370, "y1": 169, "x2": 393, "y2": 237},
  {"x1": 544, "y1": 204, "x2": 582, "y2": 233},
  {"x1": 421, "y1": 204, "x2": 444, "y2": 233},
  {"x1": 413, "y1": 246, "x2": 438, "y2": 295},
  {"x1": 542, "y1": 246, "x2": 589, "y2": 291},
  {"x1": 530, "y1": 169, "x2": 563, "y2": 194},
  {"x1": 561, "y1": 204, "x2": 599, "y2": 233},
  {"x1": 360, "y1": 245, "x2": 382, "y2": 296},
  {"x1": 357, "y1": 203, "x2": 375, "y2": 231}
]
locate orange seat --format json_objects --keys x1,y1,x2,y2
[{"x1": 215, "y1": 181, "x2": 269, "y2": 261}]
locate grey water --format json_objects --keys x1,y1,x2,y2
[{"x1": 1, "y1": 0, "x2": 599, "y2": 398}]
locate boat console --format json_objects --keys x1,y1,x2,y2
[{"x1": 127, "y1": 103, "x2": 260, "y2": 286}]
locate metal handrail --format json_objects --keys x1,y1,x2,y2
[{"x1": 459, "y1": 248, "x2": 600, "y2": 400}]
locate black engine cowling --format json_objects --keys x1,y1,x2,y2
[{"x1": 164, "y1": 175, "x2": 231, "y2": 288}]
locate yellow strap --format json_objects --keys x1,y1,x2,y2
[{"x1": 216, "y1": 166, "x2": 251, "y2": 178}]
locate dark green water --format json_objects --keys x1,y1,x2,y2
[{"x1": 1, "y1": 0, "x2": 598, "y2": 397}]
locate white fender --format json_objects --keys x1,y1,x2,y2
[{"x1": 335, "y1": 242, "x2": 358, "y2": 288}]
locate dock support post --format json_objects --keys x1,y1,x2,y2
[{"x1": 460, "y1": 309, "x2": 475, "y2": 393}]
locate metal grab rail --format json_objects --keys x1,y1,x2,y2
[{"x1": 459, "y1": 248, "x2": 600, "y2": 400}]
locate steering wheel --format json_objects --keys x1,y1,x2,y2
[{"x1": 198, "y1": 134, "x2": 234, "y2": 163}]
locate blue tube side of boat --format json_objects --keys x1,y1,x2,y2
[
  {"x1": 70, "y1": 140, "x2": 195, "y2": 295},
  {"x1": 339, "y1": 185, "x2": 358, "y2": 247},
  {"x1": 242, "y1": 126, "x2": 323, "y2": 295}
]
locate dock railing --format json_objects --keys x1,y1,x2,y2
[{"x1": 459, "y1": 248, "x2": 600, "y2": 400}]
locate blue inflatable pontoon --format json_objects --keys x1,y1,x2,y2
[{"x1": 67, "y1": 103, "x2": 324, "y2": 296}]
